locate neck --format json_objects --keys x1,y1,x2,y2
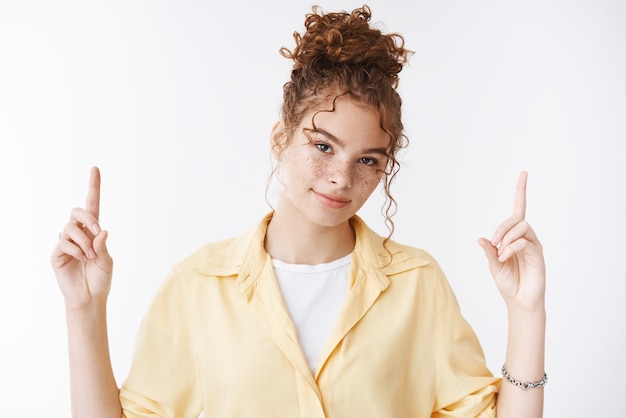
[{"x1": 265, "y1": 205, "x2": 355, "y2": 265}]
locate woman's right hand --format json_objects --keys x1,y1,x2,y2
[{"x1": 51, "y1": 166, "x2": 113, "y2": 311}]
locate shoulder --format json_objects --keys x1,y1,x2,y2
[
  {"x1": 150, "y1": 238, "x2": 239, "y2": 298},
  {"x1": 382, "y1": 238, "x2": 448, "y2": 285},
  {"x1": 385, "y1": 238, "x2": 438, "y2": 264},
  {"x1": 351, "y1": 216, "x2": 442, "y2": 275},
  {"x1": 172, "y1": 238, "x2": 239, "y2": 272},
  {"x1": 169, "y1": 214, "x2": 272, "y2": 279}
]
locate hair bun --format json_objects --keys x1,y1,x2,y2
[{"x1": 281, "y1": 5, "x2": 411, "y2": 87}]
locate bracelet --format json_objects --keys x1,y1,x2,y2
[{"x1": 501, "y1": 364, "x2": 548, "y2": 390}]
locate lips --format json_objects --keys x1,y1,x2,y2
[{"x1": 313, "y1": 190, "x2": 351, "y2": 209}]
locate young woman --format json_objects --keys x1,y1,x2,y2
[{"x1": 52, "y1": 5, "x2": 546, "y2": 417}]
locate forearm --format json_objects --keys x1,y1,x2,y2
[
  {"x1": 496, "y1": 305, "x2": 546, "y2": 418},
  {"x1": 65, "y1": 302, "x2": 122, "y2": 418}
]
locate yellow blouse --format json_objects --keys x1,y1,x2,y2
[{"x1": 120, "y1": 213, "x2": 499, "y2": 417}]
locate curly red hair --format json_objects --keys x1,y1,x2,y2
[{"x1": 277, "y1": 5, "x2": 413, "y2": 240}]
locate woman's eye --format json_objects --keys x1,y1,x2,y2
[
  {"x1": 359, "y1": 157, "x2": 379, "y2": 166},
  {"x1": 316, "y1": 143, "x2": 331, "y2": 153}
]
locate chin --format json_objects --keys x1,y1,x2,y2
[
  {"x1": 305, "y1": 207, "x2": 354, "y2": 229},
  {"x1": 279, "y1": 193, "x2": 358, "y2": 228}
]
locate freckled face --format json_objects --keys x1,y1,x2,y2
[{"x1": 273, "y1": 95, "x2": 390, "y2": 228}]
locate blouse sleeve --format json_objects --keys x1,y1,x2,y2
[
  {"x1": 119, "y1": 267, "x2": 202, "y2": 418},
  {"x1": 430, "y1": 265, "x2": 501, "y2": 417}
]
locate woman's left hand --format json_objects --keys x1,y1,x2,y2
[{"x1": 478, "y1": 171, "x2": 546, "y2": 312}]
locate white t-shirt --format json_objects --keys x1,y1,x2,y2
[{"x1": 272, "y1": 253, "x2": 351, "y2": 374}]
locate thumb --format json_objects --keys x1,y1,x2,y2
[
  {"x1": 477, "y1": 237, "x2": 500, "y2": 274},
  {"x1": 93, "y1": 230, "x2": 112, "y2": 261}
]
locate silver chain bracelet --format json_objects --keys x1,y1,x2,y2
[{"x1": 501, "y1": 364, "x2": 548, "y2": 390}]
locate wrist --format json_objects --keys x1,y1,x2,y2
[
  {"x1": 504, "y1": 303, "x2": 546, "y2": 382},
  {"x1": 64, "y1": 296, "x2": 108, "y2": 319},
  {"x1": 505, "y1": 296, "x2": 546, "y2": 317},
  {"x1": 506, "y1": 305, "x2": 546, "y2": 339}
]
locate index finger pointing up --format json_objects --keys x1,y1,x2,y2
[
  {"x1": 512, "y1": 170, "x2": 528, "y2": 219},
  {"x1": 86, "y1": 166, "x2": 101, "y2": 220}
]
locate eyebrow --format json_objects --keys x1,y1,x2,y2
[{"x1": 311, "y1": 128, "x2": 389, "y2": 156}]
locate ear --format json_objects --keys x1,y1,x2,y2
[{"x1": 270, "y1": 120, "x2": 287, "y2": 160}]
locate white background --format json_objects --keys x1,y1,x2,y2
[{"x1": 1, "y1": 0, "x2": 625, "y2": 416}]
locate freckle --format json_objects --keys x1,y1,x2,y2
[
  {"x1": 354, "y1": 172, "x2": 370, "y2": 188},
  {"x1": 313, "y1": 158, "x2": 329, "y2": 178}
]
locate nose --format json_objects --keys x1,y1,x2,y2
[{"x1": 328, "y1": 159, "x2": 353, "y2": 189}]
